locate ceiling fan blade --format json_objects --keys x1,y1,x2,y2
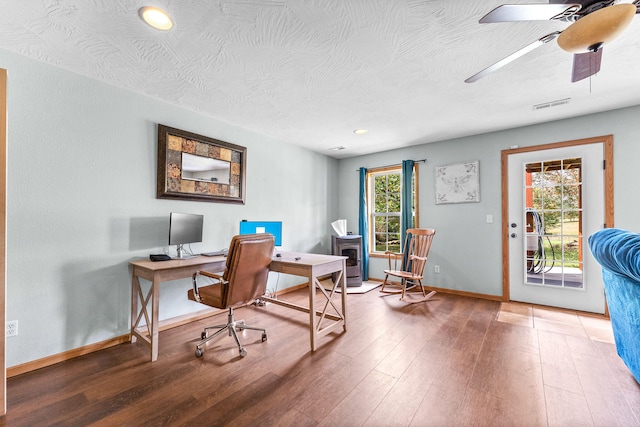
[
  {"x1": 465, "y1": 32, "x2": 560, "y2": 83},
  {"x1": 479, "y1": 4, "x2": 581, "y2": 23},
  {"x1": 571, "y1": 49, "x2": 603, "y2": 82}
]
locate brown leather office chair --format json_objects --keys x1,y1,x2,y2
[
  {"x1": 188, "y1": 233, "x2": 274, "y2": 358},
  {"x1": 380, "y1": 228, "x2": 436, "y2": 302}
]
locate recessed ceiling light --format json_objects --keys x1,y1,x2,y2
[
  {"x1": 139, "y1": 6, "x2": 174, "y2": 31},
  {"x1": 353, "y1": 129, "x2": 368, "y2": 135}
]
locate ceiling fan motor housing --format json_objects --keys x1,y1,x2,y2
[{"x1": 557, "y1": 3, "x2": 636, "y2": 53}]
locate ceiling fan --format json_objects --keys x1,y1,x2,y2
[{"x1": 465, "y1": 0, "x2": 640, "y2": 83}]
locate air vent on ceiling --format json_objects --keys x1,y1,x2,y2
[
  {"x1": 533, "y1": 98, "x2": 571, "y2": 111},
  {"x1": 329, "y1": 146, "x2": 346, "y2": 151}
]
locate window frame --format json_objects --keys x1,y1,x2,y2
[{"x1": 366, "y1": 164, "x2": 419, "y2": 257}]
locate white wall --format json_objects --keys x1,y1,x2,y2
[
  {"x1": 337, "y1": 107, "x2": 640, "y2": 297},
  {"x1": 2, "y1": 49, "x2": 339, "y2": 367}
]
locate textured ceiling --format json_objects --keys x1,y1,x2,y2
[{"x1": 1, "y1": 0, "x2": 640, "y2": 159}]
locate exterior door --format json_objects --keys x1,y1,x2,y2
[{"x1": 506, "y1": 141, "x2": 609, "y2": 313}]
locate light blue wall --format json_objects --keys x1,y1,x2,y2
[
  {"x1": 337, "y1": 107, "x2": 640, "y2": 296},
  {"x1": 5, "y1": 43, "x2": 640, "y2": 368},
  {"x1": 2, "y1": 49, "x2": 339, "y2": 367}
]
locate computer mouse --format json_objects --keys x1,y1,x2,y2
[{"x1": 275, "y1": 253, "x2": 282, "y2": 257}]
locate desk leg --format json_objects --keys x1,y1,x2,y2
[
  {"x1": 340, "y1": 259, "x2": 347, "y2": 332},
  {"x1": 308, "y1": 271, "x2": 316, "y2": 351},
  {"x1": 150, "y1": 277, "x2": 160, "y2": 361},
  {"x1": 130, "y1": 275, "x2": 139, "y2": 343},
  {"x1": 131, "y1": 273, "x2": 160, "y2": 362}
]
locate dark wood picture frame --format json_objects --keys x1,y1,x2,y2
[{"x1": 156, "y1": 124, "x2": 246, "y2": 204}]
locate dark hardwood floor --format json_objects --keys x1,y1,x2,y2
[{"x1": 3, "y1": 287, "x2": 640, "y2": 426}]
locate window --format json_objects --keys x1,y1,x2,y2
[
  {"x1": 525, "y1": 157, "x2": 583, "y2": 289},
  {"x1": 367, "y1": 165, "x2": 418, "y2": 254}
]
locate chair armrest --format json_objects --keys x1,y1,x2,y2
[
  {"x1": 198, "y1": 270, "x2": 224, "y2": 280},
  {"x1": 407, "y1": 255, "x2": 427, "y2": 274},
  {"x1": 589, "y1": 228, "x2": 640, "y2": 282},
  {"x1": 385, "y1": 251, "x2": 403, "y2": 270},
  {"x1": 191, "y1": 270, "x2": 226, "y2": 303}
]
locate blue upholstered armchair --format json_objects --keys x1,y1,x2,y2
[{"x1": 588, "y1": 228, "x2": 640, "y2": 383}]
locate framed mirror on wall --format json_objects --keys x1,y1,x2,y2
[{"x1": 156, "y1": 124, "x2": 246, "y2": 204}]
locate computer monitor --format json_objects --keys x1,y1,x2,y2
[
  {"x1": 169, "y1": 212, "x2": 204, "y2": 258},
  {"x1": 239, "y1": 221, "x2": 282, "y2": 246}
]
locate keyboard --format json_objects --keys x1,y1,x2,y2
[{"x1": 201, "y1": 250, "x2": 227, "y2": 257}]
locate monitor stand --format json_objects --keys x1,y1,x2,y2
[{"x1": 175, "y1": 244, "x2": 196, "y2": 259}]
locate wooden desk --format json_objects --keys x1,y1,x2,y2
[
  {"x1": 130, "y1": 252, "x2": 347, "y2": 361},
  {"x1": 266, "y1": 252, "x2": 347, "y2": 352},
  {"x1": 130, "y1": 256, "x2": 227, "y2": 362}
]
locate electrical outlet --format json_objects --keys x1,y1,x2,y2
[
  {"x1": 6, "y1": 320, "x2": 18, "y2": 337},
  {"x1": 434, "y1": 265, "x2": 440, "y2": 274}
]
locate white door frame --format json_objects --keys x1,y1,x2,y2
[{"x1": 501, "y1": 135, "x2": 614, "y2": 312}]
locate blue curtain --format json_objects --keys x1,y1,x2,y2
[
  {"x1": 358, "y1": 167, "x2": 369, "y2": 280},
  {"x1": 401, "y1": 160, "x2": 414, "y2": 251}
]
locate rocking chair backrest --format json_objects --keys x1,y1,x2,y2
[{"x1": 402, "y1": 228, "x2": 436, "y2": 277}]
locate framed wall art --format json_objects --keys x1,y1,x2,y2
[
  {"x1": 156, "y1": 124, "x2": 246, "y2": 204},
  {"x1": 435, "y1": 160, "x2": 479, "y2": 204}
]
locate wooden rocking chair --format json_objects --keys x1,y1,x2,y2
[{"x1": 380, "y1": 228, "x2": 436, "y2": 302}]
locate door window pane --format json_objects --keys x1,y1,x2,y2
[{"x1": 524, "y1": 158, "x2": 583, "y2": 289}]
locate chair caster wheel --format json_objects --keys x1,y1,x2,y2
[
  {"x1": 262, "y1": 333, "x2": 267, "y2": 342},
  {"x1": 201, "y1": 332, "x2": 207, "y2": 340},
  {"x1": 195, "y1": 348, "x2": 204, "y2": 358},
  {"x1": 239, "y1": 348, "x2": 247, "y2": 357}
]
